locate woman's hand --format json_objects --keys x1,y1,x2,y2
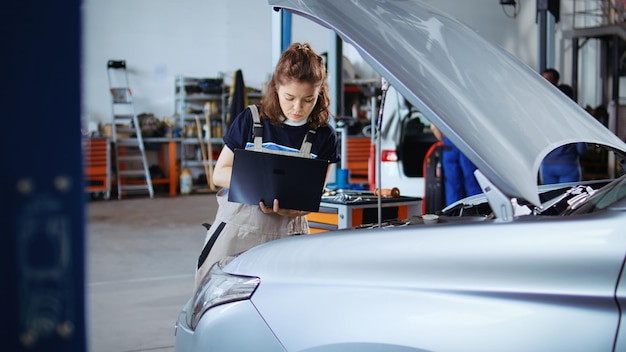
[{"x1": 259, "y1": 199, "x2": 310, "y2": 217}]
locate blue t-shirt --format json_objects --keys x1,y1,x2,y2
[{"x1": 224, "y1": 105, "x2": 340, "y2": 163}]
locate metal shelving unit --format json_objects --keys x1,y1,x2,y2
[
  {"x1": 174, "y1": 75, "x2": 226, "y2": 190},
  {"x1": 221, "y1": 91, "x2": 264, "y2": 127},
  {"x1": 174, "y1": 76, "x2": 265, "y2": 192}
]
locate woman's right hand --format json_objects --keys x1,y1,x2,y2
[{"x1": 259, "y1": 199, "x2": 309, "y2": 217}]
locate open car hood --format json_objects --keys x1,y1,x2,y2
[{"x1": 269, "y1": 0, "x2": 626, "y2": 206}]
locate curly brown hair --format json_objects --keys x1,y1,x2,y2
[{"x1": 259, "y1": 42, "x2": 331, "y2": 129}]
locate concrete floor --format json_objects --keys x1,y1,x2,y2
[{"x1": 86, "y1": 193, "x2": 218, "y2": 352}]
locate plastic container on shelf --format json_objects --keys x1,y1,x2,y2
[{"x1": 180, "y1": 168, "x2": 192, "y2": 195}]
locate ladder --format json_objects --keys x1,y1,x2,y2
[{"x1": 107, "y1": 60, "x2": 154, "y2": 199}]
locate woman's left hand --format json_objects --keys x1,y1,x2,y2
[{"x1": 259, "y1": 199, "x2": 310, "y2": 217}]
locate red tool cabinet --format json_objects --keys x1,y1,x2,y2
[{"x1": 83, "y1": 138, "x2": 111, "y2": 199}]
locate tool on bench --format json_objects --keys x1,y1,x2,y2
[
  {"x1": 374, "y1": 187, "x2": 400, "y2": 198},
  {"x1": 323, "y1": 187, "x2": 401, "y2": 203}
]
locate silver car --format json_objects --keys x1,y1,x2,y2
[{"x1": 175, "y1": 1, "x2": 626, "y2": 351}]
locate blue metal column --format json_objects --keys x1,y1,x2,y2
[
  {"x1": 2, "y1": 1, "x2": 86, "y2": 351},
  {"x1": 281, "y1": 10, "x2": 292, "y2": 52},
  {"x1": 328, "y1": 34, "x2": 347, "y2": 187}
]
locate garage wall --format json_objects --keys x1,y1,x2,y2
[
  {"x1": 82, "y1": 0, "x2": 272, "y2": 130},
  {"x1": 81, "y1": 0, "x2": 565, "y2": 131}
]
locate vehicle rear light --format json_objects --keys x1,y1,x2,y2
[
  {"x1": 381, "y1": 150, "x2": 398, "y2": 162},
  {"x1": 369, "y1": 147, "x2": 398, "y2": 190}
]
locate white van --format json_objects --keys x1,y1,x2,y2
[{"x1": 374, "y1": 86, "x2": 439, "y2": 197}]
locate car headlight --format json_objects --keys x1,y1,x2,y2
[{"x1": 186, "y1": 259, "x2": 260, "y2": 330}]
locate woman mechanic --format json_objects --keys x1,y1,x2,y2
[{"x1": 194, "y1": 42, "x2": 340, "y2": 289}]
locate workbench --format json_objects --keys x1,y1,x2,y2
[{"x1": 307, "y1": 196, "x2": 422, "y2": 233}]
